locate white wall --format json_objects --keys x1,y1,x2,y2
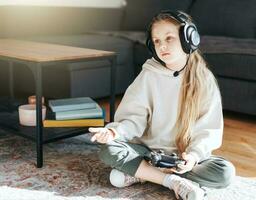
[{"x1": 0, "y1": 0, "x2": 126, "y2": 8}]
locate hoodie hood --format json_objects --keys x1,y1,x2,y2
[{"x1": 142, "y1": 58, "x2": 180, "y2": 77}]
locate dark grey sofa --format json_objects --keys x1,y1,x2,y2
[
  {"x1": 121, "y1": 0, "x2": 256, "y2": 116},
  {"x1": 0, "y1": 0, "x2": 255, "y2": 115}
]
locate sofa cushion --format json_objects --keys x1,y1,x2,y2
[
  {"x1": 86, "y1": 31, "x2": 147, "y2": 45},
  {"x1": 122, "y1": 0, "x2": 194, "y2": 31},
  {"x1": 200, "y1": 36, "x2": 256, "y2": 56},
  {"x1": 25, "y1": 34, "x2": 134, "y2": 65},
  {"x1": 189, "y1": 0, "x2": 256, "y2": 38},
  {"x1": 200, "y1": 36, "x2": 256, "y2": 81}
]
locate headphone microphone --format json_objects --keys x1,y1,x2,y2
[
  {"x1": 173, "y1": 71, "x2": 180, "y2": 77},
  {"x1": 173, "y1": 66, "x2": 185, "y2": 77},
  {"x1": 173, "y1": 53, "x2": 190, "y2": 77}
]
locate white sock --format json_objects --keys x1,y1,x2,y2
[
  {"x1": 162, "y1": 174, "x2": 179, "y2": 189},
  {"x1": 109, "y1": 169, "x2": 126, "y2": 188}
]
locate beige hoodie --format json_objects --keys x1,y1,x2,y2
[{"x1": 106, "y1": 58, "x2": 223, "y2": 163}]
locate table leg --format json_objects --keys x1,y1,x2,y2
[
  {"x1": 110, "y1": 57, "x2": 117, "y2": 122},
  {"x1": 35, "y1": 63, "x2": 43, "y2": 168},
  {"x1": 8, "y1": 61, "x2": 14, "y2": 99},
  {"x1": 7, "y1": 61, "x2": 15, "y2": 111}
]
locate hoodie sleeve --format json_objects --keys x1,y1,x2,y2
[
  {"x1": 105, "y1": 72, "x2": 150, "y2": 141},
  {"x1": 186, "y1": 86, "x2": 224, "y2": 163}
]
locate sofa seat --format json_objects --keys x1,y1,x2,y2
[
  {"x1": 87, "y1": 31, "x2": 149, "y2": 76},
  {"x1": 14, "y1": 34, "x2": 135, "y2": 98},
  {"x1": 218, "y1": 77, "x2": 256, "y2": 115}
]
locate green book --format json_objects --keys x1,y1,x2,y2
[
  {"x1": 55, "y1": 104, "x2": 104, "y2": 120},
  {"x1": 49, "y1": 97, "x2": 97, "y2": 112}
]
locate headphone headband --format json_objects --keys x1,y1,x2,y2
[{"x1": 160, "y1": 10, "x2": 188, "y2": 24}]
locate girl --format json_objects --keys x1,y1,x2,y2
[{"x1": 89, "y1": 10, "x2": 235, "y2": 200}]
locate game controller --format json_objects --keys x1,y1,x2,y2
[{"x1": 148, "y1": 150, "x2": 186, "y2": 168}]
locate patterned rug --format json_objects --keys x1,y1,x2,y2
[{"x1": 0, "y1": 131, "x2": 255, "y2": 200}]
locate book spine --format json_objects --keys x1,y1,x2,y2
[
  {"x1": 50, "y1": 103, "x2": 96, "y2": 112},
  {"x1": 43, "y1": 119, "x2": 104, "y2": 127},
  {"x1": 55, "y1": 109, "x2": 103, "y2": 120}
]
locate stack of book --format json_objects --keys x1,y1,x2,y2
[{"x1": 43, "y1": 97, "x2": 105, "y2": 127}]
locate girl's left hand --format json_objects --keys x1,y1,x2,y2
[{"x1": 170, "y1": 152, "x2": 196, "y2": 174}]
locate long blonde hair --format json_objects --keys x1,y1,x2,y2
[
  {"x1": 175, "y1": 50, "x2": 217, "y2": 153},
  {"x1": 148, "y1": 12, "x2": 218, "y2": 153}
]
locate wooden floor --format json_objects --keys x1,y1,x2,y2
[
  {"x1": 98, "y1": 96, "x2": 256, "y2": 179},
  {"x1": 214, "y1": 111, "x2": 256, "y2": 179}
]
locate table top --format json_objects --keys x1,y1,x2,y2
[{"x1": 0, "y1": 39, "x2": 115, "y2": 62}]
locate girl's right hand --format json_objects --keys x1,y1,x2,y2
[{"x1": 89, "y1": 127, "x2": 115, "y2": 143}]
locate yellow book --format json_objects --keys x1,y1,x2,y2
[{"x1": 43, "y1": 118, "x2": 104, "y2": 127}]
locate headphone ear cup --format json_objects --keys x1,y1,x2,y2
[
  {"x1": 179, "y1": 25, "x2": 191, "y2": 54},
  {"x1": 179, "y1": 24, "x2": 200, "y2": 54},
  {"x1": 189, "y1": 27, "x2": 200, "y2": 51}
]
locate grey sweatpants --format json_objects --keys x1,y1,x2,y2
[{"x1": 98, "y1": 140, "x2": 236, "y2": 189}]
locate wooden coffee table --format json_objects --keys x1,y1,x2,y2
[{"x1": 0, "y1": 39, "x2": 117, "y2": 167}]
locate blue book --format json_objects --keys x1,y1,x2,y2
[
  {"x1": 49, "y1": 97, "x2": 97, "y2": 112},
  {"x1": 55, "y1": 104, "x2": 103, "y2": 120}
]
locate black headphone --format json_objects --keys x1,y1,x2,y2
[{"x1": 146, "y1": 10, "x2": 200, "y2": 73}]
